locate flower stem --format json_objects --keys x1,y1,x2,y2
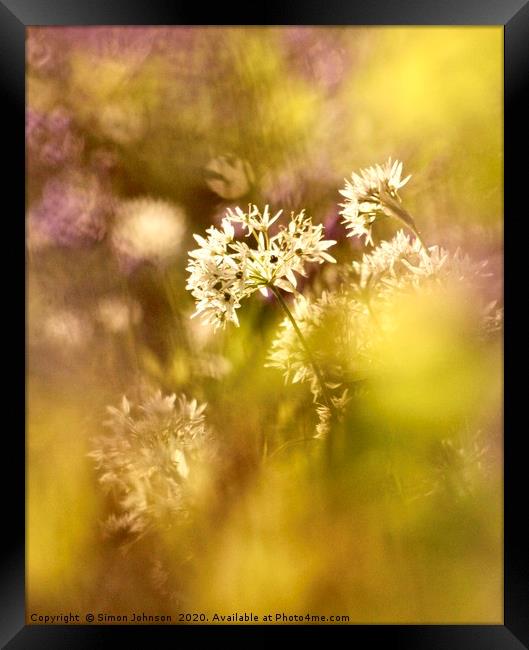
[
  {"x1": 270, "y1": 285, "x2": 334, "y2": 411},
  {"x1": 383, "y1": 195, "x2": 428, "y2": 252},
  {"x1": 405, "y1": 220, "x2": 428, "y2": 252}
]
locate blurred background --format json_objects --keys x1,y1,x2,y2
[{"x1": 27, "y1": 26, "x2": 503, "y2": 623}]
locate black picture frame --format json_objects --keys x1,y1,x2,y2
[{"x1": 5, "y1": 1, "x2": 525, "y2": 646}]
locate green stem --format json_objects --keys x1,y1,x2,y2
[{"x1": 269, "y1": 285, "x2": 334, "y2": 411}]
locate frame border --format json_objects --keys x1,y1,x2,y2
[{"x1": 6, "y1": 1, "x2": 525, "y2": 646}]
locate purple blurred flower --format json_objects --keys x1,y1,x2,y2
[
  {"x1": 47, "y1": 106, "x2": 72, "y2": 133},
  {"x1": 281, "y1": 28, "x2": 348, "y2": 91},
  {"x1": 26, "y1": 107, "x2": 83, "y2": 170},
  {"x1": 29, "y1": 172, "x2": 111, "y2": 248},
  {"x1": 26, "y1": 109, "x2": 46, "y2": 148}
]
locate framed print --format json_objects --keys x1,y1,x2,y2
[{"x1": 2, "y1": 0, "x2": 527, "y2": 646}]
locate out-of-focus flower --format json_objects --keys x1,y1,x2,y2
[
  {"x1": 422, "y1": 431, "x2": 492, "y2": 500},
  {"x1": 195, "y1": 354, "x2": 233, "y2": 380},
  {"x1": 96, "y1": 295, "x2": 142, "y2": 333},
  {"x1": 26, "y1": 107, "x2": 84, "y2": 170},
  {"x1": 351, "y1": 229, "x2": 428, "y2": 297},
  {"x1": 315, "y1": 389, "x2": 351, "y2": 439},
  {"x1": 26, "y1": 109, "x2": 46, "y2": 147},
  {"x1": 480, "y1": 301, "x2": 503, "y2": 339},
  {"x1": 268, "y1": 226, "x2": 497, "y2": 425},
  {"x1": 186, "y1": 205, "x2": 336, "y2": 329},
  {"x1": 282, "y1": 28, "x2": 349, "y2": 91},
  {"x1": 339, "y1": 158, "x2": 411, "y2": 244},
  {"x1": 111, "y1": 198, "x2": 186, "y2": 273},
  {"x1": 267, "y1": 291, "x2": 371, "y2": 400},
  {"x1": 101, "y1": 512, "x2": 145, "y2": 541},
  {"x1": 29, "y1": 171, "x2": 110, "y2": 248},
  {"x1": 386, "y1": 429, "x2": 493, "y2": 505},
  {"x1": 352, "y1": 229, "x2": 491, "y2": 301},
  {"x1": 89, "y1": 390, "x2": 215, "y2": 541},
  {"x1": 205, "y1": 154, "x2": 254, "y2": 200},
  {"x1": 41, "y1": 308, "x2": 94, "y2": 348},
  {"x1": 310, "y1": 42, "x2": 346, "y2": 89}
]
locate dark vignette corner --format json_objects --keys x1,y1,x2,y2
[{"x1": 2, "y1": 0, "x2": 528, "y2": 647}]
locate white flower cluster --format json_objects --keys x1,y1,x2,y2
[
  {"x1": 267, "y1": 292, "x2": 371, "y2": 398},
  {"x1": 89, "y1": 389, "x2": 214, "y2": 541},
  {"x1": 267, "y1": 290, "x2": 372, "y2": 437},
  {"x1": 186, "y1": 204, "x2": 336, "y2": 329},
  {"x1": 111, "y1": 197, "x2": 186, "y2": 273},
  {"x1": 402, "y1": 431, "x2": 492, "y2": 503},
  {"x1": 41, "y1": 308, "x2": 94, "y2": 348},
  {"x1": 267, "y1": 226, "x2": 499, "y2": 438},
  {"x1": 314, "y1": 390, "x2": 353, "y2": 439},
  {"x1": 96, "y1": 295, "x2": 142, "y2": 334},
  {"x1": 339, "y1": 158, "x2": 411, "y2": 244},
  {"x1": 352, "y1": 229, "x2": 491, "y2": 301}
]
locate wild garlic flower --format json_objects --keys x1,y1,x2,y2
[
  {"x1": 267, "y1": 291, "x2": 371, "y2": 401},
  {"x1": 352, "y1": 229, "x2": 424, "y2": 293},
  {"x1": 111, "y1": 198, "x2": 186, "y2": 273},
  {"x1": 339, "y1": 158, "x2": 411, "y2": 244},
  {"x1": 96, "y1": 295, "x2": 142, "y2": 333},
  {"x1": 407, "y1": 431, "x2": 493, "y2": 502},
  {"x1": 267, "y1": 290, "x2": 360, "y2": 438},
  {"x1": 434, "y1": 433, "x2": 490, "y2": 494},
  {"x1": 268, "y1": 229, "x2": 496, "y2": 436},
  {"x1": 315, "y1": 389, "x2": 351, "y2": 439},
  {"x1": 352, "y1": 229, "x2": 491, "y2": 300},
  {"x1": 41, "y1": 308, "x2": 94, "y2": 348},
  {"x1": 186, "y1": 204, "x2": 336, "y2": 329},
  {"x1": 89, "y1": 389, "x2": 214, "y2": 541}
]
